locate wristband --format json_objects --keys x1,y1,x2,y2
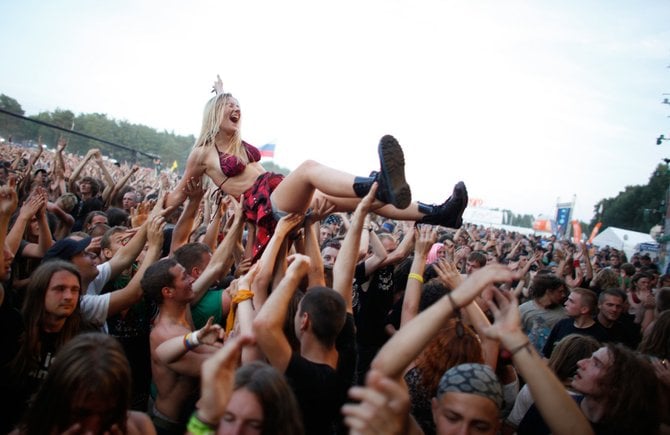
[
  {"x1": 408, "y1": 273, "x2": 424, "y2": 284},
  {"x1": 509, "y1": 340, "x2": 532, "y2": 356},
  {"x1": 186, "y1": 412, "x2": 216, "y2": 435},
  {"x1": 446, "y1": 292, "x2": 464, "y2": 337},
  {"x1": 225, "y1": 289, "x2": 255, "y2": 333},
  {"x1": 183, "y1": 332, "x2": 200, "y2": 350}
]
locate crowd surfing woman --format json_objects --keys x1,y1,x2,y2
[{"x1": 166, "y1": 76, "x2": 468, "y2": 259}]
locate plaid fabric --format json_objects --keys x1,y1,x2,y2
[{"x1": 242, "y1": 172, "x2": 284, "y2": 260}]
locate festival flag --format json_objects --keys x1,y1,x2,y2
[
  {"x1": 170, "y1": 160, "x2": 178, "y2": 172},
  {"x1": 587, "y1": 222, "x2": 602, "y2": 244},
  {"x1": 259, "y1": 143, "x2": 276, "y2": 158},
  {"x1": 571, "y1": 220, "x2": 582, "y2": 243}
]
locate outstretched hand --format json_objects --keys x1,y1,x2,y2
[
  {"x1": 195, "y1": 316, "x2": 225, "y2": 346},
  {"x1": 197, "y1": 334, "x2": 255, "y2": 425},
  {"x1": 0, "y1": 177, "x2": 18, "y2": 216},
  {"x1": 482, "y1": 287, "x2": 522, "y2": 341},
  {"x1": 414, "y1": 224, "x2": 438, "y2": 257},
  {"x1": 433, "y1": 258, "x2": 463, "y2": 290},
  {"x1": 342, "y1": 370, "x2": 411, "y2": 435},
  {"x1": 212, "y1": 74, "x2": 224, "y2": 95},
  {"x1": 450, "y1": 264, "x2": 519, "y2": 309},
  {"x1": 275, "y1": 213, "x2": 304, "y2": 237}
]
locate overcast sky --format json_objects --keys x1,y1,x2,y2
[{"x1": 1, "y1": 0, "x2": 669, "y2": 223}]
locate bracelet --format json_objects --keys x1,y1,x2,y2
[
  {"x1": 408, "y1": 273, "x2": 424, "y2": 284},
  {"x1": 186, "y1": 412, "x2": 216, "y2": 435},
  {"x1": 183, "y1": 332, "x2": 201, "y2": 351},
  {"x1": 509, "y1": 340, "x2": 532, "y2": 356}
]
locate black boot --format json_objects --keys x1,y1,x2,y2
[
  {"x1": 417, "y1": 181, "x2": 468, "y2": 228},
  {"x1": 353, "y1": 135, "x2": 412, "y2": 209}
]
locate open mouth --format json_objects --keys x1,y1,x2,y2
[{"x1": 230, "y1": 112, "x2": 240, "y2": 123}]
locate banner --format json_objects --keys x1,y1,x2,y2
[{"x1": 555, "y1": 203, "x2": 572, "y2": 237}]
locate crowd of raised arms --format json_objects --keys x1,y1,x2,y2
[{"x1": 0, "y1": 80, "x2": 668, "y2": 435}]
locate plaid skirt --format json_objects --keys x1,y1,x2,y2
[{"x1": 242, "y1": 172, "x2": 285, "y2": 260}]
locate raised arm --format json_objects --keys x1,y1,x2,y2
[
  {"x1": 92, "y1": 150, "x2": 115, "y2": 203},
  {"x1": 191, "y1": 200, "x2": 245, "y2": 305},
  {"x1": 165, "y1": 147, "x2": 207, "y2": 209},
  {"x1": 380, "y1": 222, "x2": 415, "y2": 267},
  {"x1": 68, "y1": 149, "x2": 97, "y2": 193},
  {"x1": 400, "y1": 224, "x2": 438, "y2": 327},
  {"x1": 484, "y1": 289, "x2": 594, "y2": 435},
  {"x1": 102, "y1": 215, "x2": 165, "y2": 317},
  {"x1": 191, "y1": 334, "x2": 256, "y2": 429},
  {"x1": 250, "y1": 213, "x2": 304, "y2": 309},
  {"x1": 107, "y1": 165, "x2": 139, "y2": 208},
  {"x1": 5, "y1": 193, "x2": 44, "y2": 256},
  {"x1": 371, "y1": 265, "x2": 518, "y2": 379},
  {"x1": 0, "y1": 179, "x2": 19, "y2": 281},
  {"x1": 169, "y1": 177, "x2": 205, "y2": 254},
  {"x1": 253, "y1": 255, "x2": 310, "y2": 372},
  {"x1": 333, "y1": 184, "x2": 377, "y2": 314}
]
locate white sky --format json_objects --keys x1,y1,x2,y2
[{"x1": 1, "y1": 0, "x2": 669, "y2": 223}]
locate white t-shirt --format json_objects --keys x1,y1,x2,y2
[
  {"x1": 86, "y1": 261, "x2": 112, "y2": 295},
  {"x1": 80, "y1": 293, "x2": 111, "y2": 328}
]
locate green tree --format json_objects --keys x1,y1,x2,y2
[
  {"x1": 591, "y1": 164, "x2": 670, "y2": 233},
  {"x1": 0, "y1": 94, "x2": 25, "y2": 140}
]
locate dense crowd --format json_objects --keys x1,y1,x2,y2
[{"x1": 0, "y1": 83, "x2": 668, "y2": 435}]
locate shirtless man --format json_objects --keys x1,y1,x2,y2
[{"x1": 141, "y1": 258, "x2": 218, "y2": 435}]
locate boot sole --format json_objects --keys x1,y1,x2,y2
[{"x1": 378, "y1": 135, "x2": 412, "y2": 209}]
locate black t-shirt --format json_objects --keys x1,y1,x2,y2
[
  {"x1": 72, "y1": 195, "x2": 104, "y2": 231},
  {"x1": 285, "y1": 313, "x2": 356, "y2": 435},
  {"x1": 542, "y1": 318, "x2": 610, "y2": 357},
  {"x1": 598, "y1": 314, "x2": 641, "y2": 350},
  {"x1": 353, "y1": 263, "x2": 396, "y2": 346}
]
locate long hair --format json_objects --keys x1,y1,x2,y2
[
  {"x1": 235, "y1": 361, "x2": 304, "y2": 435},
  {"x1": 12, "y1": 260, "x2": 82, "y2": 379},
  {"x1": 20, "y1": 333, "x2": 131, "y2": 435},
  {"x1": 413, "y1": 318, "x2": 483, "y2": 395},
  {"x1": 193, "y1": 93, "x2": 244, "y2": 159},
  {"x1": 639, "y1": 310, "x2": 670, "y2": 359},
  {"x1": 597, "y1": 343, "x2": 660, "y2": 435},
  {"x1": 547, "y1": 334, "x2": 599, "y2": 383}
]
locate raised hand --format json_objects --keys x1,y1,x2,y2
[
  {"x1": 197, "y1": 334, "x2": 256, "y2": 425},
  {"x1": 433, "y1": 258, "x2": 463, "y2": 290},
  {"x1": 342, "y1": 370, "x2": 411, "y2": 435},
  {"x1": 274, "y1": 213, "x2": 304, "y2": 238},
  {"x1": 306, "y1": 196, "x2": 336, "y2": 225},
  {"x1": 212, "y1": 74, "x2": 225, "y2": 95},
  {"x1": 482, "y1": 287, "x2": 522, "y2": 341},
  {"x1": 56, "y1": 136, "x2": 68, "y2": 152},
  {"x1": 414, "y1": 224, "x2": 438, "y2": 257},
  {"x1": 195, "y1": 316, "x2": 225, "y2": 346},
  {"x1": 147, "y1": 215, "x2": 166, "y2": 247},
  {"x1": 183, "y1": 176, "x2": 205, "y2": 199},
  {"x1": 450, "y1": 264, "x2": 519, "y2": 308},
  {"x1": 0, "y1": 177, "x2": 18, "y2": 216}
]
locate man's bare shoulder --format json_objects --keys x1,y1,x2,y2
[{"x1": 150, "y1": 318, "x2": 190, "y2": 347}]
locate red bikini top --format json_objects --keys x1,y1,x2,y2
[{"x1": 217, "y1": 141, "x2": 261, "y2": 177}]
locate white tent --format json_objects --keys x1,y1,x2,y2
[{"x1": 591, "y1": 226, "x2": 657, "y2": 259}]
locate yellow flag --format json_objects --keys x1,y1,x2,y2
[{"x1": 170, "y1": 160, "x2": 178, "y2": 172}]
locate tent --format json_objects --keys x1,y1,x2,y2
[{"x1": 591, "y1": 226, "x2": 658, "y2": 259}]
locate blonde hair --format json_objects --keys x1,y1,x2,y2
[{"x1": 194, "y1": 93, "x2": 246, "y2": 161}]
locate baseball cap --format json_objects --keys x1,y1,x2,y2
[{"x1": 43, "y1": 237, "x2": 92, "y2": 263}]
